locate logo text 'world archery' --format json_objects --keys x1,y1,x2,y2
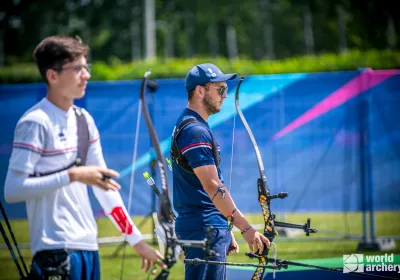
[{"x1": 343, "y1": 253, "x2": 400, "y2": 274}]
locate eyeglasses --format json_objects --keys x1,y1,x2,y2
[
  {"x1": 53, "y1": 64, "x2": 91, "y2": 74},
  {"x1": 203, "y1": 84, "x2": 228, "y2": 96}
]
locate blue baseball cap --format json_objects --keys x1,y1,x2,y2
[{"x1": 185, "y1": 63, "x2": 237, "y2": 92}]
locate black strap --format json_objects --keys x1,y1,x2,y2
[
  {"x1": 29, "y1": 161, "x2": 77, "y2": 178},
  {"x1": 73, "y1": 107, "x2": 89, "y2": 166},
  {"x1": 170, "y1": 117, "x2": 220, "y2": 174},
  {"x1": 29, "y1": 107, "x2": 89, "y2": 177}
]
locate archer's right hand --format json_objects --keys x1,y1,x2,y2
[
  {"x1": 68, "y1": 166, "x2": 121, "y2": 191},
  {"x1": 242, "y1": 226, "x2": 271, "y2": 254},
  {"x1": 133, "y1": 240, "x2": 167, "y2": 273}
]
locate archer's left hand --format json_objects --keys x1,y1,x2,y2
[{"x1": 227, "y1": 231, "x2": 239, "y2": 256}]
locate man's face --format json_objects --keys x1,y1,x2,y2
[
  {"x1": 48, "y1": 56, "x2": 91, "y2": 100},
  {"x1": 202, "y1": 82, "x2": 228, "y2": 115}
]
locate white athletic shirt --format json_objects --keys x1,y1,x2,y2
[{"x1": 4, "y1": 98, "x2": 143, "y2": 256}]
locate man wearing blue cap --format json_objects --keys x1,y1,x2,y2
[{"x1": 170, "y1": 63, "x2": 270, "y2": 279}]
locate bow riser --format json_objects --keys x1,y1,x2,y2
[
  {"x1": 258, "y1": 182, "x2": 276, "y2": 238},
  {"x1": 154, "y1": 270, "x2": 169, "y2": 280}
]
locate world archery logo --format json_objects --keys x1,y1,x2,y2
[{"x1": 343, "y1": 254, "x2": 364, "y2": 273}]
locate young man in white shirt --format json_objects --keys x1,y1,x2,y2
[{"x1": 4, "y1": 35, "x2": 166, "y2": 280}]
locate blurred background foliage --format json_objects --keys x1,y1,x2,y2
[
  {"x1": 1, "y1": 50, "x2": 400, "y2": 84},
  {"x1": 0, "y1": 0, "x2": 399, "y2": 83}
]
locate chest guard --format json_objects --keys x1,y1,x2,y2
[{"x1": 170, "y1": 117, "x2": 220, "y2": 174}]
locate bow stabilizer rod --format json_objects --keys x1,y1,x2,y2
[{"x1": 186, "y1": 254, "x2": 399, "y2": 280}]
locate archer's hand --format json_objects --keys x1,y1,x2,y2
[
  {"x1": 227, "y1": 231, "x2": 239, "y2": 256},
  {"x1": 133, "y1": 240, "x2": 167, "y2": 273},
  {"x1": 242, "y1": 226, "x2": 271, "y2": 254},
  {"x1": 68, "y1": 166, "x2": 120, "y2": 191}
]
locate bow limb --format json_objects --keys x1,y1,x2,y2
[
  {"x1": 235, "y1": 77, "x2": 277, "y2": 280},
  {"x1": 140, "y1": 71, "x2": 177, "y2": 280}
]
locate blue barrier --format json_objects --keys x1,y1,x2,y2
[{"x1": 1, "y1": 70, "x2": 399, "y2": 218}]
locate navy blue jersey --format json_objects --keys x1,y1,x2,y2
[{"x1": 171, "y1": 108, "x2": 228, "y2": 231}]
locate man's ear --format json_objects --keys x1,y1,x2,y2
[
  {"x1": 46, "y1": 69, "x2": 58, "y2": 85},
  {"x1": 195, "y1": 85, "x2": 204, "y2": 98}
]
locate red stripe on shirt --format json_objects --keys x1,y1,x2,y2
[
  {"x1": 89, "y1": 132, "x2": 100, "y2": 145},
  {"x1": 13, "y1": 142, "x2": 77, "y2": 154},
  {"x1": 180, "y1": 142, "x2": 212, "y2": 153},
  {"x1": 13, "y1": 142, "x2": 43, "y2": 153}
]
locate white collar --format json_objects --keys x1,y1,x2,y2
[{"x1": 42, "y1": 98, "x2": 73, "y2": 118}]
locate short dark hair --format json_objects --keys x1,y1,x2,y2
[
  {"x1": 188, "y1": 89, "x2": 195, "y2": 101},
  {"x1": 33, "y1": 35, "x2": 89, "y2": 82}
]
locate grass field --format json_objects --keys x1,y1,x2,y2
[{"x1": 1, "y1": 211, "x2": 399, "y2": 280}]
